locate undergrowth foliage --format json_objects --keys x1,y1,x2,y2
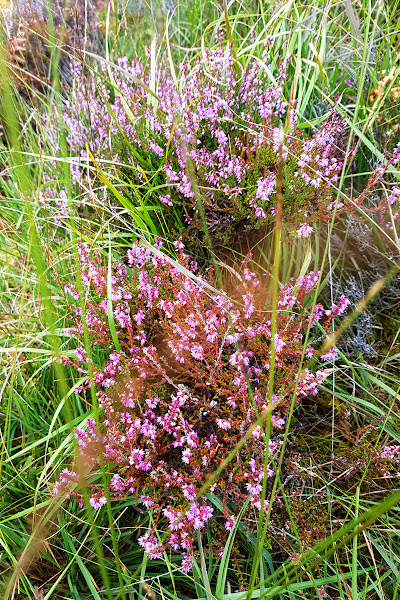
[
  {"x1": 4, "y1": 2, "x2": 400, "y2": 597},
  {"x1": 55, "y1": 239, "x2": 350, "y2": 571},
  {"x1": 43, "y1": 39, "x2": 345, "y2": 245}
]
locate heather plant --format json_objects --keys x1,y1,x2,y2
[
  {"x1": 43, "y1": 40, "x2": 345, "y2": 248},
  {"x1": 54, "y1": 238, "x2": 351, "y2": 571}
]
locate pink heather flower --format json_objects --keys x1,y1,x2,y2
[
  {"x1": 331, "y1": 295, "x2": 350, "y2": 317},
  {"x1": 149, "y1": 141, "x2": 164, "y2": 156},
  {"x1": 215, "y1": 128, "x2": 228, "y2": 146},
  {"x1": 392, "y1": 141, "x2": 400, "y2": 163},
  {"x1": 271, "y1": 415, "x2": 285, "y2": 428},
  {"x1": 53, "y1": 469, "x2": 78, "y2": 494},
  {"x1": 141, "y1": 421, "x2": 157, "y2": 439},
  {"x1": 274, "y1": 334, "x2": 286, "y2": 354},
  {"x1": 163, "y1": 506, "x2": 181, "y2": 530},
  {"x1": 297, "y1": 223, "x2": 313, "y2": 238},
  {"x1": 75, "y1": 347, "x2": 87, "y2": 362},
  {"x1": 44, "y1": 40, "x2": 344, "y2": 251},
  {"x1": 190, "y1": 343, "x2": 204, "y2": 360},
  {"x1": 134, "y1": 309, "x2": 145, "y2": 325},
  {"x1": 65, "y1": 283, "x2": 80, "y2": 301},
  {"x1": 381, "y1": 445, "x2": 400, "y2": 460},
  {"x1": 326, "y1": 201, "x2": 344, "y2": 211},
  {"x1": 140, "y1": 495, "x2": 154, "y2": 508},
  {"x1": 278, "y1": 286, "x2": 296, "y2": 309},
  {"x1": 246, "y1": 482, "x2": 263, "y2": 495},
  {"x1": 225, "y1": 515, "x2": 236, "y2": 531},
  {"x1": 229, "y1": 351, "x2": 250, "y2": 367},
  {"x1": 169, "y1": 533, "x2": 180, "y2": 550},
  {"x1": 320, "y1": 348, "x2": 338, "y2": 361},
  {"x1": 243, "y1": 267, "x2": 256, "y2": 282},
  {"x1": 182, "y1": 448, "x2": 192, "y2": 464},
  {"x1": 182, "y1": 484, "x2": 197, "y2": 502},
  {"x1": 89, "y1": 496, "x2": 107, "y2": 510},
  {"x1": 256, "y1": 173, "x2": 276, "y2": 201},
  {"x1": 243, "y1": 292, "x2": 255, "y2": 319},
  {"x1": 138, "y1": 534, "x2": 163, "y2": 559},
  {"x1": 296, "y1": 368, "x2": 328, "y2": 397},
  {"x1": 252, "y1": 425, "x2": 262, "y2": 439},
  {"x1": 60, "y1": 469, "x2": 78, "y2": 482},
  {"x1": 52, "y1": 481, "x2": 62, "y2": 495},
  {"x1": 297, "y1": 270, "x2": 320, "y2": 293},
  {"x1": 201, "y1": 505, "x2": 214, "y2": 522},
  {"x1": 129, "y1": 448, "x2": 145, "y2": 466},
  {"x1": 254, "y1": 205, "x2": 267, "y2": 218},
  {"x1": 173, "y1": 238, "x2": 184, "y2": 250},
  {"x1": 188, "y1": 504, "x2": 205, "y2": 529},
  {"x1": 216, "y1": 418, "x2": 232, "y2": 431},
  {"x1": 181, "y1": 553, "x2": 193, "y2": 573},
  {"x1": 229, "y1": 351, "x2": 240, "y2": 366},
  {"x1": 309, "y1": 304, "x2": 324, "y2": 327},
  {"x1": 388, "y1": 187, "x2": 400, "y2": 205},
  {"x1": 111, "y1": 474, "x2": 127, "y2": 493},
  {"x1": 226, "y1": 332, "x2": 241, "y2": 344},
  {"x1": 146, "y1": 396, "x2": 159, "y2": 409},
  {"x1": 180, "y1": 533, "x2": 192, "y2": 550},
  {"x1": 159, "y1": 194, "x2": 173, "y2": 206},
  {"x1": 268, "y1": 440, "x2": 277, "y2": 455},
  {"x1": 186, "y1": 431, "x2": 198, "y2": 448},
  {"x1": 109, "y1": 351, "x2": 120, "y2": 365}
]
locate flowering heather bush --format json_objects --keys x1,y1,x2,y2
[
  {"x1": 55, "y1": 239, "x2": 349, "y2": 570},
  {"x1": 46, "y1": 41, "x2": 344, "y2": 244}
]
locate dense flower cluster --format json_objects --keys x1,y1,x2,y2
[
  {"x1": 43, "y1": 41, "x2": 344, "y2": 244},
  {"x1": 55, "y1": 239, "x2": 346, "y2": 570}
]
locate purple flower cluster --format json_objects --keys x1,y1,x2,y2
[
  {"x1": 381, "y1": 445, "x2": 400, "y2": 460},
  {"x1": 42, "y1": 41, "x2": 343, "y2": 244},
  {"x1": 55, "y1": 239, "x2": 347, "y2": 570}
]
